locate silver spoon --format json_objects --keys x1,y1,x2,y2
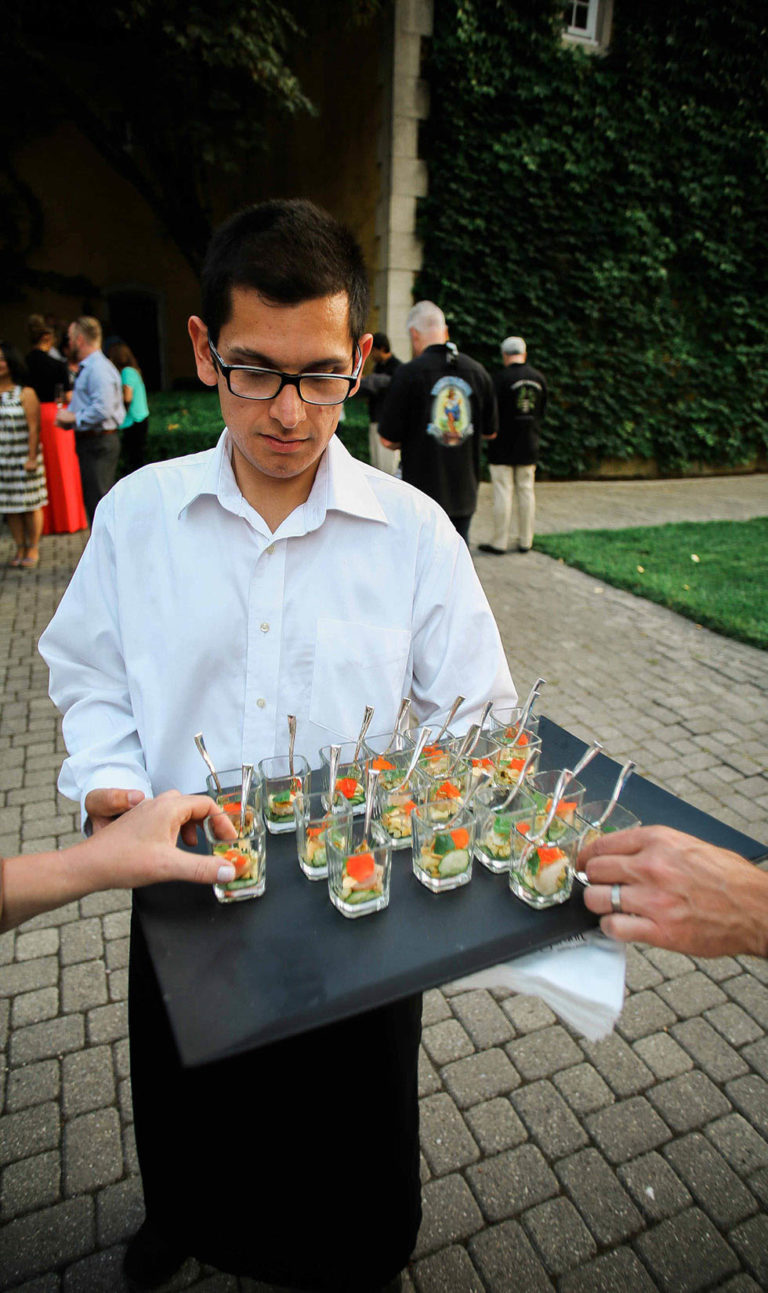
[
  {"x1": 287, "y1": 714, "x2": 297, "y2": 780},
  {"x1": 518, "y1": 767, "x2": 574, "y2": 874},
  {"x1": 569, "y1": 740, "x2": 603, "y2": 783},
  {"x1": 574, "y1": 759, "x2": 636, "y2": 885},
  {"x1": 381, "y1": 698, "x2": 412, "y2": 756},
  {"x1": 460, "y1": 701, "x2": 494, "y2": 759},
  {"x1": 362, "y1": 766, "x2": 380, "y2": 843},
  {"x1": 391, "y1": 727, "x2": 433, "y2": 792},
  {"x1": 327, "y1": 744, "x2": 341, "y2": 809},
  {"x1": 194, "y1": 732, "x2": 222, "y2": 795},
  {"x1": 494, "y1": 748, "x2": 539, "y2": 810},
  {"x1": 510, "y1": 677, "x2": 546, "y2": 748},
  {"x1": 452, "y1": 765, "x2": 493, "y2": 820},
  {"x1": 352, "y1": 704, "x2": 375, "y2": 767},
  {"x1": 239, "y1": 763, "x2": 253, "y2": 836},
  {"x1": 434, "y1": 694, "x2": 465, "y2": 745}
]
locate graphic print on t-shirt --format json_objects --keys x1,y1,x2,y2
[
  {"x1": 427, "y1": 376, "x2": 474, "y2": 447},
  {"x1": 512, "y1": 379, "x2": 543, "y2": 416}
]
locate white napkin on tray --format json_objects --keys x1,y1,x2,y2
[{"x1": 451, "y1": 932, "x2": 626, "y2": 1041}]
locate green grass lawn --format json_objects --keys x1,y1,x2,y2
[{"x1": 534, "y1": 518, "x2": 768, "y2": 651}]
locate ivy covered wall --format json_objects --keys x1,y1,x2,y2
[{"x1": 415, "y1": 0, "x2": 768, "y2": 476}]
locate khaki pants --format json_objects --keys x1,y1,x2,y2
[
  {"x1": 489, "y1": 463, "x2": 536, "y2": 551},
  {"x1": 369, "y1": 422, "x2": 401, "y2": 476}
]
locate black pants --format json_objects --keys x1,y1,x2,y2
[
  {"x1": 122, "y1": 418, "x2": 148, "y2": 475},
  {"x1": 450, "y1": 514, "x2": 472, "y2": 546},
  {"x1": 129, "y1": 910, "x2": 423, "y2": 1291},
  {"x1": 75, "y1": 432, "x2": 121, "y2": 526}
]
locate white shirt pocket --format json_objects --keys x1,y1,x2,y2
[{"x1": 309, "y1": 618, "x2": 412, "y2": 738}]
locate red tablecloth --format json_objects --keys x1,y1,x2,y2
[{"x1": 39, "y1": 403, "x2": 88, "y2": 534}]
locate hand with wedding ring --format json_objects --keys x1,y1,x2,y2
[{"x1": 580, "y1": 824, "x2": 768, "y2": 958}]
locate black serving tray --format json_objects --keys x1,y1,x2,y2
[{"x1": 135, "y1": 718, "x2": 766, "y2": 1068}]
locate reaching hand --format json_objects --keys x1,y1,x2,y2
[
  {"x1": 86, "y1": 790, "x2": 238, "y2": 889},
  {"x1": 581, "y1": 824, "x2": 768, "y2": 958}
]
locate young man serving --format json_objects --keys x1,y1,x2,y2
[{"x1": 41, "y1": 200, "x2": 516, "y2": 1291}]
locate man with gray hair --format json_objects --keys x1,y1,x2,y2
[
  {"x1": 479, "y1": 335, "x2": 547, "y2": 555},
  {"x1": 378, "y1": 301, "x2": 496, "y2": 543},
  {"x1": 56, "y1": 316, "x2": 125, "y2": 525}
]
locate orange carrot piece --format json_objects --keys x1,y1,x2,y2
[
  {"x1": 451, "y1": 827, "x2": 470, "y2": 849},
  {"x1": 538, "y1": 846, "x2": 565, "y2": 867},
  {"x1": 372, "y1": 756, "x2": 395, "y2": 771},
  {"x1": 437, "y1": 780, "x2": 461, "y2": 799},
  {"x1": 336, "y1": 777, "x2": 359, "y2": 799},
  {"x1": 347, "y1": 852, "x2": 375, "y2": 882}
]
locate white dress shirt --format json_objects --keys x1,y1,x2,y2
[{"x1": 40, "y1": 431, "x2": 516, "y2": 817}]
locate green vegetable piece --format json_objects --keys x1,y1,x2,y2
[
  {"x1": 433, "y1": 832, "x2": 454, "y2": 856},
  {"x1": 494, "y1": 813, "x2": 512, "y2": 836},
  {"x1": 437, "y1": 848, "x2": 469, "y2": 877},
  {"x1": 273, "y1": 789, "x2": 292, "y2": 804}
]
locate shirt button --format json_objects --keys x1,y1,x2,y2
[
  {"x1": 266, "y1": 544, "x2": 275, "y2": 555},
  {"x1": 257, "y1": 698, "x2": 266, "y2": 709},
  {"x1": 260, "y1": 622, "x2": 270, "y2": 633}
]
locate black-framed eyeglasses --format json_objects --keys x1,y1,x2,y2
[{"x1": 208, "y1": 340, "x2": 363, "y2": 407}]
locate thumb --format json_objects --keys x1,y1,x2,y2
[{"x1": 85, "y1": 787, "x2": 146, "y2": 821}]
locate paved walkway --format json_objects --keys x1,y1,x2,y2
[{"x1": 1, "y1": 475, "x2": 767, "y2": 1292}]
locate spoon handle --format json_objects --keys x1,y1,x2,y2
[
  {"x1": 570, "y1": 740, "x2": 603, "y2": 782},
  {"x1": 435, "y1": 694, "x2": 465, "y2": 744},
  {"x1": 353, "y1": 704, "x2": 375, "y2": 766},
  {"x1": 239, "y1": 763, "x2": 253, "y2": 835},
  {"x1": 382, "y1": 698, "x2": 412, "y2": 755},
  {"x1": 597, "y1": 760, "x2": 637, "y2": 827},
  {"x1": 287, "y1": 714, "x2": 297, "y2": 780},
  {"x1": 362, "y1": 766, "x2": 380, "y2": 842},
  {"x1": 394, "y1": 727, "x2": 432, "y2": 791},
  {"x1": 194, "y1": 732, "x2": 222, "y2": 794},
  {"x1": 510, "y1": 677, "x2": 546, "y2": 748},
  {"x1": 519, "y1": 766, "x2": 573, "y2": 869},
  {"x1": 327, "y1": 745, "x2": 341, "y2": 808},
  {"x1": 497, "y1": 748, "x2": 538, "y2": 810}
]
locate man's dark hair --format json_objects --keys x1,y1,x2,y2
[
  {"x1": 201, "y1": 199, "x2": 370, "y2": 345},
  {"x1": 0, "y1": 342, "x2": 29, "y2": 386},
  {"x1": 372, "y1": 332, "x2": 390, "y2": 351}
]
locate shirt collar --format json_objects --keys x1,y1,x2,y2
[{"x1": 177, "y1": 429, "x2": 388, "y2": 530}]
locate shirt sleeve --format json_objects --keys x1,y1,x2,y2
[
  {"x1": 377, "y1": 365, "x2": 418, "y2": 446},
  {"x1": 409, "y1": 507, "x2": 517, "y2": 731},
  {"x1": 38, "y1": 492, "x2": 153, "y2": 828}
]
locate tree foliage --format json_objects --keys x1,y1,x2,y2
[
  {"x1": 416, "y1": 0, "x2": 768, "y2": 474},
  {"x1": 2, "y1": 0, "x2": 316, "y2": 291}
]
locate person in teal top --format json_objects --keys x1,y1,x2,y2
[{"x1": 108, "y1": 342, "x2": 149, "y2": 473}]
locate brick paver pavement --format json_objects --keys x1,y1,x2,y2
[{"x1": 1, "y1": 475, "x2": 767, "y2": 1291}]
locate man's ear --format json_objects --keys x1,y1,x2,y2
[
  {"x1": 349, "y1": 332, "x2": 374, "y2": 397},
  {"x1": 188, "y1": 317, "x2": 218, "y2": 388}
]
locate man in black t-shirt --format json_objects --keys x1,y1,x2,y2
[
  {"x1": 357, "y1": 331, "x2": 401, "y2": 474},
  {"x1": 479, "y1": 335, "x2": 547, "y2": 555},
  {"x1": 378, "y1": 301, "x2": 497, "y2": 544}
]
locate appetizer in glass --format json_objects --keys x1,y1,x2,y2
[
  {"x1": 203, "y1": 810, "x2": 267, "y2": 903},
  {"x1": 326, "y1": 818, "x2": 392, "y2": 918},
  {"x1": 411, "y1": 806, "x2": 476, "y2": 893},
  {"x1": 258, "y1": 755, "x2": 311, "y2": 834}
]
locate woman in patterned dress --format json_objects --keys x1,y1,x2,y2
[{"x1": 0, "y1": 342, "x2": 48, "y2": 568}]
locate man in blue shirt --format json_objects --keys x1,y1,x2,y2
[{"x1": 56, "y1": 316, "x2": 125, "y2": 524}]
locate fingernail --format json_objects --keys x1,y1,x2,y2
[
  {"x1": 217, "y1": 864, "x2": 236, "y2": 882},
  {"x1": 127, "y1": 790, "x2": 144, "y2": 805}
]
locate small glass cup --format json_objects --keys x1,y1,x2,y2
[
  {"x1": 490, "y1": 705, "x2": 541, "y2": 746},
  {"x1": 528, "y1": 770, "x2": 586, "y2": 835},
  {"x1": 204, "y1": 810, "x2": 267, "y2": 903},
  {"x1": 326, "y1": 818, "x2": 392, "y2": 918},
  {"x1": 294, "y1": 790, "x2": 349, "y2": 880},
  {"x1": 493, "y1": 735, "x2": 542, "y2": 790},
  {"x1": 411, "y1": 805, "x2": 476, "y2": 893},
  {"x1": 365, "y1": 730, "x2": 412, "y2": 760},
  {"x1": 258, "y1": 755, "x2": 311, "y2": 834},
  {"x1": 449, "y1": 732, "x2": 503, "y2": 786},
  {"x1": 405, "y1": 726, "x2": 456, "y2": 780},
  {"x1": 509, "y1": 823, "x2": 580, "y2": 908},
  {"x1": 373, "y1": 748, "x2": 421, "y2": 849},
  {"x1": 320, "y1": 741, "x2": 367, "y2": 813},
  {"x1": 414, "y1": 758, "x2": 471, "y2": 826},
  {"x1": 573, "y1": 801, "x2": 641, "y2": 884},
  {"x1": 205, "y1": 768, "x2": 262, "y2": 829},
  {"x1": 473, "y1": 782, "x2": 536, "y2": 874}
]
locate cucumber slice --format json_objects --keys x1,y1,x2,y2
[
  {"x1": 345, "y1": 887, "x2": 381, "y2": 904},
  {"x1": 437, "y1": 848, "x2": 469, "y2": 877}
]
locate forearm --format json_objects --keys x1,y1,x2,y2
[{"x1": 0, "y1": 842, "x2": 110, "y2": 932}]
